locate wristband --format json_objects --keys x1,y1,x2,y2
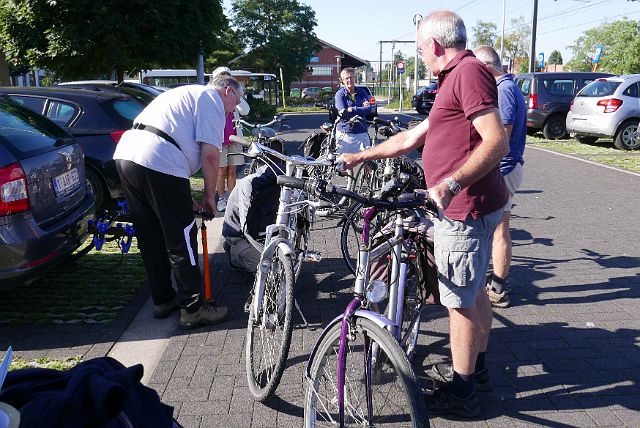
[{"x1": 443, "y1": 177, "x2": 462, "y2": 196}]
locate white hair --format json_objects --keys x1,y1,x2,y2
[{"x1": 421, "y1": 11, "x2": 467, "y2": 49}]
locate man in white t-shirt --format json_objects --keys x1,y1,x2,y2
[{"x1": 113, "y1": 75, "x2": 243, "y2": 329}]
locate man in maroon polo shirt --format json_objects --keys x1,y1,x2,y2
[{"x1": 340, "y1": 10, "x2": 508, "y2": 418}]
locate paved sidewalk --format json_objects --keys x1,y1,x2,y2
[
  {"x1": 145, "y1": 147, "x2": 640, "y2": 427},
  {"x1": 2, "y1": 146, "x2": 638, "y2": 427}
]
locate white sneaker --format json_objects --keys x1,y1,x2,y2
[{"x1": 217, "y1": 197, "x2": 227, "y2": 212}]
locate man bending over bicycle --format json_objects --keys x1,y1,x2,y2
[{"x1": 340, "y1": 10, "x2": 508, "y2": 419}]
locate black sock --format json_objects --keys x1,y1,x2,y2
[
  {"x1": 451, "y1": 371, "x2": 474, "y2": 398},
  {"x1": 490, "y1": 274, "x2": 509, "y2": 293},
  {"x1": 475, "y1": 352, "x2": 486, "y2": 373}
]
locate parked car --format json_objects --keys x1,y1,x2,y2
[
  {"x1": 412, "y1": 81, "x2": 437, "y2": 115},
  {"x1": 514, "y1": 72, "x2": 613, "y2": 139},
  {"x1": 0, "y1": 97, "x2": 94, "y2": 282},
  {"x1": 566, "y1": 74, "x2": 640, "y2": 150},
  {"x1": 56, "y1": 81, "x2": 161, "y2": 105},
  {"x1": 58, "y1": 80, "x2": 166, "y2": 97},
  {"x1": 328, "y1": 85, "x2": 378, "y2": 121},
  {"x1": 0, "y1": 87, "x2": 146, "y2": 212},
  {"x1": 302, "y1": 87, "x2": 321, "y2": 98}
]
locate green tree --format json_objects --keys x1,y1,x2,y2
[
  {"x1": 472, "y1": 20, "x2": 497, "y2": 48},
  {"x1": 548, "y1": 50, "x2": 563, "y2": 65},
  {"x1": 0, "y1": 0, "x2": 227, "y2": 82},
  {"x1": 565, "y1": 18, "x2": 640, "y2": 74},
  {"x1": 230, "y1": 0, "x2": 320, "y2": 90},
  {"x1": 405, "y1": 56, "x2": 426, "y2": 82},
  {"x1": 496, "y1": 17, "x2": 530, "y2": 69}
]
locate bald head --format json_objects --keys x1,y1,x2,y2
[
  {"x1": 419, "y1": 10, "x2": 467, "y2": 49},
  {"x1": 473, "y1": 45, "x2": 504, "y2": 75}
]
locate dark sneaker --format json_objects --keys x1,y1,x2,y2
[
  {"x1": 179, "y1": 304, "x2": 228, "y2": 329},
  {"x1": 486, "y1": 276, "x2": 511, "y2": 308},
  {"x1": 486, "y1": 286, "x2": 510, "y2": 308},
  {"x1": 427, "y1": 389, "x2": 481, "y2": 419},
  {"x1": 430, "y1": 363, "x2": 492, "y2": 392},
  {"x1": 153, "y1": 296, "x2": 179, "y2": 319}
]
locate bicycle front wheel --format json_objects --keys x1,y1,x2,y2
[
  {"x1": 245, "y1": 248, "x2": 295, "y2": 401},
  {"x1": 304, "y1": 317, "x2": 429, "y2": 427}
]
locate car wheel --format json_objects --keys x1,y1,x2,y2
[
  {"x1": 613, "y1": 120, "x2": 640, "y2": 150},
  {"x1": 85, "y1": 168, "x2": 106, "y2": 214},
  {"x1": 575, "y1": 136, "x2": 598, "y2": 145},
  {"x1": 416, "y1": 109, "x2": 427, "y2": 115},
  {"x1": 542, "y1": 115, "x2": 567, "y2": 139}
]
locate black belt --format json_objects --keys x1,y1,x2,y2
[{"x1": 132, "y1": 123, "x2": 181, "y2": 152}]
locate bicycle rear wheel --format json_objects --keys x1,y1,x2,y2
[
  {"x1": 304, "y1": 317, "x2": 429, "y2": 427},
  {"x1": 245, "y1": 248, "x2": 295, "y2": 401},
  {"x1": 400, "y1": 256, "x2": 426, "y2": 361}
]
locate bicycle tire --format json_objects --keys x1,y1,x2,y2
[
  {"x1": 245, "y1": 248, "x2": 295, "y2": 401},
  {"x1": 400, "y1": 256, "x2": 426, "y2": 361},
  {"x1": 340, "y1": 202, "x2": 363, "y2": 275},
  {"x1": 304, "y1": 317, "x2": 429, "y2": 427},
  {"x1": 293, "y1": 213, "x2": 310, "y2": 281}
]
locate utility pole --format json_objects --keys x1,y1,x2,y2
[
  {"x1": 500, "y1": 0, "x2": 506, "y2": 64},
  {"x1": 413, "y1": 13, "x2": 423, "y2": 95},
  {"x1": 528, "y1": 0, "x2": 538, "y2": 73}
]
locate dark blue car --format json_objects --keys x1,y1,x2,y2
[{"x1": 0, "y1": 97, "x2": 94, "y2": 283}]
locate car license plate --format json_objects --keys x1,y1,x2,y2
[{"x1": 53, "y1": 168, "x2": 80, "y2": 196}]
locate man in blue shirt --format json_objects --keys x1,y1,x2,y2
[
  {"x1": 474, "y1": 46, "x2": 526, "y2": 308},
  {"x1": 334, "y1": 67, "x2": 373, "y2": 153}
]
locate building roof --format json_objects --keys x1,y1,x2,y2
[{"x1": 317, "y1": 38, "x2": 368, "y2": 68}]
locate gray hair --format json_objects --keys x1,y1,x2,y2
[
  {"x1": 209, "y1": 75, "x2": 242, "y2": 95},
  {"x1": 473, "y1": 45, "x2": 503, "y2": 73},
  {"x1": 421, "y1": 11, "x2": 467, "y2": 49}
]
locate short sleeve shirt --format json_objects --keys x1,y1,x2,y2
[
  {"x1": 422, "y1": 50, "x2": 508, "y2": 221},
  {"x1": 113, "y1": 85, "x2": 225, "y2": 178},
  {"x1": 497, "y1": 74, "x2": 526, "y2": 175}
]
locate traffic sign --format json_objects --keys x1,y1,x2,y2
[
  {"x1": 397, "y1": 61, "x2": 405, "y2": 75},
  {"x1": 592, "y1": 45, "x2": 604, "y2": 64},
  {"x1": 537, "y1": 52, "x2": 544, "y2": 69}
]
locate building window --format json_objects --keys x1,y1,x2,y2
[{"x1": 311, "y1": 66, "x2": 333, "y2": 76}]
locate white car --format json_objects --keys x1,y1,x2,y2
[{"x1": 566, "y1": 74, "x2": 640, "y2": 150}]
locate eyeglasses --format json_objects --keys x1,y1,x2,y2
[
  {"x1": 416, "y1": 38, "x2": 432, "y2": 55},
  {"x1": 229, "y1": 88, "x2": 242, "y2": 105}
]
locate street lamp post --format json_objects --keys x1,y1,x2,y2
[
  {"x1": 335, "y1": 55, "x2": 342, "y2": 86},
  {"x1": 413, "y1": 13, "x2": 423, "y2": 96}
]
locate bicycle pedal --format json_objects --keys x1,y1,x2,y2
[{"x1": 304, "y1": 251, "x2": 322, "y2": 263}]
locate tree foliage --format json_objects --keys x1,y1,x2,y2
[
  {"x1": 548, "y1": 50, "x2": 563, "y2": 65},
  {"x1": 472, "y1": 20, "x2": 497, "y2": 48},
  {"x1": 565, "y1": 18, "x2": 640, "y2": 74},
  {"x1": 0, "y1": 0, "x2": 227, "y2": 82},
  {"x1": 496, "y1": 17, "x2": 530, "y2": 63},
  {"x1": 230, "y1": 0, "x2": 319, "y2": 88}
]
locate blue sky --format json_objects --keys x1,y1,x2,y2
[{"x1": 223, "y1": 0, "x2": 640, "y2": 66}]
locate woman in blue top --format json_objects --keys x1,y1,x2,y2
[{"x1": 334, "y1": 67, "x2": 373, "y2": 153}]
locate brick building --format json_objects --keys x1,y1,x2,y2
[{"x1": 290, "y1": 38, "x2": 368, "y2": 91}]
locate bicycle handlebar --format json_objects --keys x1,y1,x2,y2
[
  {"x1": 237, "y1": 115, "x2": 282, "y2": 129},
  {"x1": 230, "y1": 135, "x2": 335, "y2": 167},
  {"x1": 276, "y1": 175, "x2": 439, "y2": 214},
  {"x1": 193, "y1": 210, "x2": 215, "y2": 221}
]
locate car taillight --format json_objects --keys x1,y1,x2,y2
[
  {"x1": 528, "y1": 94, "x2": 538, "y2": 109},
  {"x1": 370, "y1": 97, "x2": 376, "y2": 105},
  {"x1": 0, "y1": 162, "x2": 30, "y2": 216},
  {"x1": 597, "y1": 98, "x2": 623, "y2": 113},
  {"x1": 110, "y1": 130, "x2": 126, "y2": 143},
  {"x1": 569, "y1": 99, "x2": 574, "y2": 111}
]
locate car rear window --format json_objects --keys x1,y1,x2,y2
[
  {"x1": 103, "y1": 98, "x2": 145, "y2": 128},
  {"x1": 576, "y1": 80, "x2": 621, "y2": 97},
  {"x1": 516, "y1": 78, "x2": 531, "y2": 96},
  {"x1": 543, "y1": 79, "x2": 575, "y2": 96},
  {"x1": 0, "y1": 99, "x2": 71, "y2": 158}
]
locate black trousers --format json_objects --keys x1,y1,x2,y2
[{"x1": 115, "y1": 160, "x2": 202, "y2": 313}]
